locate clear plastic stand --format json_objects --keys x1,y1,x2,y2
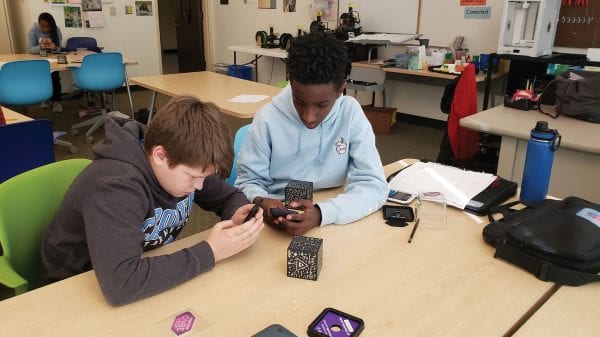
[{"x1": 417, "y1": 191, "x2": 447, "y2": 229}]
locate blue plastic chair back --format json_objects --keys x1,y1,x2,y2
[
  {"x1": 70, "y1": 52, "x2": 125, "y2": 92},
  {"x1": 0, "y1": 119, "x2": 55, "y2": 183},
  {"x1": 0, "y1": 60, "x2": 52, "y2": 106},
  {"x1": 63, "y1": 37, "x2": 102, "y2": 53},
  {"x1": 226, "y1": 124, "x2": 251, "y2": 186}
]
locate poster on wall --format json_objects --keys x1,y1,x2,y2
[
  {"x1": 460, "y1": 0, "x2": 486, "y2": 5},
  {"x1": 284, "y1": 0, "x2": 296, "y2": 12},
  {"x1": 312, "y1": 0, "x2": 337, "y2": 21},
  {"x1": 64, "y1": 6, "x2": 83, "y2": 27},
  {"x1": 135, "y1": 1, "x2": 153, "y2": 16},
  {"x1": 82, "y1": 0, "x2": 102, "y2": 11},
  {"x1": 124, "y1": 5, "x2": 133, "y2": 14},
  {"x1": 258, "y1": 0, "x2": 276, "y2": 9},
  {"x1": 84, "y1": 11, "x2": 104, "y2": 27}
]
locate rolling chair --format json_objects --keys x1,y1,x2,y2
[
  {"x1": 0, "y1": 159, "x2": 92, "y2": 295},
  {"x1": 63, "y1": 36, "x2": 102, "y2": 53},
  {"x1": 0, "y1": 119, "x2": 55, "y2": 184},
  {"x1": 0, "y1": 60, "x2": 77, "y2": 153},
  {"x1": 226, "y1": 124, "x2": 251, "y2": 186},
  {"x1": 69, "y1": 52, "x2": 134, "y2": 143}
]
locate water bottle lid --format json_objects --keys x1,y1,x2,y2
[{"x1": 531, "y1": 121, "x2": 561, "y2": 150}]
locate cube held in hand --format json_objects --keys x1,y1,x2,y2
[
  {"x1": 287, "y1": 235, "x2": 323, "y2": 281},
  {"x1": 285, "y1": 180, "x2": 313, "y2": 208}
]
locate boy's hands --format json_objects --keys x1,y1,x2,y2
[
  {"x1": 281, "y1": 200, "x2": 321, "y2": 236},
  {"x1": 206, "y1": 204, "x2": 264, "y2": 262},
  {"x1": 258, "y1": 197, "x2": 321, "y2": 236}
]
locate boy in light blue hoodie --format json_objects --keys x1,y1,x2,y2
[{"x1": 235, "y1": 31, "x2": 388, "y2": 236}]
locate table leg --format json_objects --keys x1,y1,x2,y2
[{"x1": 147, "y1": 91, "x2": 157, "y2": 123}]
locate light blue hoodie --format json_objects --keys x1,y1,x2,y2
[
  {"x1": 27, "y1": 23, "x2": 62, "y2": 54},
  {"x1": 235, "y1": 85, "x2": 388, "y2": 226}
]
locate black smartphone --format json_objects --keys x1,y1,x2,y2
[
  {"x1": 252, "y1": 324, "x2": 297, "y2": 337},
  {"x1": 382, "y1": 205, "x2": 414, "y2": 222},
  {"x1": 270, "y1": 208, "x2": 302, "y2": 218},
  {"x1": 244, "y1": 203, "x2": 260, "y2": 222},
  {"x1": 387, "y1": 190, "x2": 416, "y2": 204}
]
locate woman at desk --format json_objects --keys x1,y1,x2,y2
[{"x1": 27, "y1": 12, "x2": 63, "y2": 113}]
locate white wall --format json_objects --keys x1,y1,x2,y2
[
  {"x1": 9, "y1": 0, "x2": 161, "y2": 77},
  {"x1": 207, "y1": 0, "x2": 323, "y2": 85},
  {"x1": 0, "y1": 0, "x2": 14, "y2": 54},
  {"x1": 207, "y1": 0, "x2": 505, "y2": 118}
]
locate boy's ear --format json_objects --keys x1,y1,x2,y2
[{"x1": 150, "y1": 145, "x2": 169, "y2": 167}]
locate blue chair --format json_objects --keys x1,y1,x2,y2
[
  {"x1": 0, "y1": 60, "x2": 77, "y2": 153},
  {"x1": 226, "y1": 124, "x2": 251, "y2": 186},
  {"x1": 0, "y1": 119, "x2": 55, "y2": 184},
  {"x1": 70, "y1": 52, "x2": 134, "y2": 143},
  {"x1": 63, "y1": 37, "x2": 102, "y2": 53}
]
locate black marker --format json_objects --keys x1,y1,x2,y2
[{"x1": 408, "y1": 219, "x2": 420, "y2": 243}]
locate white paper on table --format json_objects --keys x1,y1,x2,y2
[
  {"x1": 228, "y1": 95, "x2": 269, "y2": 104},
  {"x1": 389, "y1": 162, "x2": 497, "y2": 209}
]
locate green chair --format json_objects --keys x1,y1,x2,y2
[{"x1": 0, "y1": 158, "x2": 91, "y2": 295}]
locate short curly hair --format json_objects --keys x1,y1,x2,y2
[{"x1": 287, "y1": 31, "x2": 349, "y2": 88}]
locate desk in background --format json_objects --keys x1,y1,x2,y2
[
  {"x1": 351, "y1": 61, "x2": 505, "y2": 121},
  {"x1": 461, "y1": 105, "x2": 600, "y2": 202},
  {"x1": 0, "y1": 161, "x2": 559, "y2": 337},
  {"x1": 130, "y1": 71, "x2": 282, "y2": 120},
  {"x1": 0, "y1": 52, "x2": 138, "y2": 71},
  {"x1": 227, "y1": 45, "x2": 288, "y2": 82}
]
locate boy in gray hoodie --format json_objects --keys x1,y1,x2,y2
[{"x1": 41, "y1": 96, "x2": 264, "y2": 306}]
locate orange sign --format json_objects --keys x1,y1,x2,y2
[{"x1": 461, "y1": 0, "x2": 486, "y2": 5}]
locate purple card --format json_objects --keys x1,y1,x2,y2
[{"x1": 308, "y1": 308, "x2": 364, "y2": 337}]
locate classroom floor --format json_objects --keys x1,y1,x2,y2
[{"x1": 23, "y1": 88, "x2": 446, "y2": 237}]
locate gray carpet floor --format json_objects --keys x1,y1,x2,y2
[{"x1": 24, "y1": 88, "x2": 445, "y2": 237}]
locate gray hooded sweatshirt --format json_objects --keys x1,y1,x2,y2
[{"x1": 41, "y1": 118, "x2": 248, "y2": 306}]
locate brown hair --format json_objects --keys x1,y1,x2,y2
[{"x1": 143, "y1": 95, "x2": 233, "y2": 178}]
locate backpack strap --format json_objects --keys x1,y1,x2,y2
[{"x1": 495, "y1": 241, "x2": 600, "y2": 286}]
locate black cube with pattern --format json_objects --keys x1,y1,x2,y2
[
  {"x1": 285, "y1": 180, "x2": 313, "y2": 208},
  {"x1": 287, "y1": 236, "x2": 323, "y2": 281}
]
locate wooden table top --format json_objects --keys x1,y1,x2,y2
[
  {"x1": 0, "y1": 161, "x2": 558, "y2": 337},
  {"x1": 513, "y1": 283, "x2": 600, "y2": 337},
  {"x1": 130, "y1": 71, "x2": 282, "y2": 119},
  {"x1": 1, "y1": 106, "x2": 32, "y2": 124},
  {"x1": 461, "y1": 105, "x2": 600, "y2": 154},
  {"x1": 0, "y1": 53, "x2": 138, "y2": 71},
  {"x1": 352, "y1": 61, "x2": 501, "y2": 83}
]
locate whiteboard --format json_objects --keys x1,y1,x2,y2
[{"x1": 338, "y1": 0, "x2": 420, "y2": 34}]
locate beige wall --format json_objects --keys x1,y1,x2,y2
[
  {"x1": 206, "y1": 0, "x2": 504, "y2": 119},
  {"x1": 6, "y1": 0, "x2": 161, "y2": 77},
  {"x1": 0, "y1": 0, "x2": 14, "y2": 54}
]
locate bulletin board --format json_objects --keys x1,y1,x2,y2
[
  {"x1": 338, "y1": 0, "x2": 420, "y2": 34},
  {"x1": 554, "y1": 3, "x2": 600, "y2": 48}
]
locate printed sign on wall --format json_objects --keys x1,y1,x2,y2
[
  {"x1": 464, "y1": 6, "x2": 491, "y2": 19},
  {"x1": 461, "y1": 0, "x2": 486, "y2": 5}
]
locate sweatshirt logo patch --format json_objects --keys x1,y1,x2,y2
[
  {"x1": 335, "y1": 137, "x2": 347, "y2": 154},
  {"x1": 140, "y1": 193, "x2": 194, "y2": 249}
]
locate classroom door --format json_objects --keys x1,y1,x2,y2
[{"x1": 175, "y1": 0, "x2": 206, "y2": 72}]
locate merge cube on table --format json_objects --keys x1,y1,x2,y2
[{"x1": 287, "y1": 236, "x2": 323, "y2": 281}]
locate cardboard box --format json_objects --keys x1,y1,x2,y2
[{"x1": 362, "y1": 105, "x2": 396, "y2": 134}]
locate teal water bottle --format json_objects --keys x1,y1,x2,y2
[{"x1": 519, "y1": 121, "x2": 561, "y2": 203}]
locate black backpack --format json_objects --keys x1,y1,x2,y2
[{"x1": 483, "y1": 197, "x2": 600, "y2": 286}]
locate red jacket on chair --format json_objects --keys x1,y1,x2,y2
[{"x1": 447, "y1": 63, "x2": 479, "y2": 161}]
